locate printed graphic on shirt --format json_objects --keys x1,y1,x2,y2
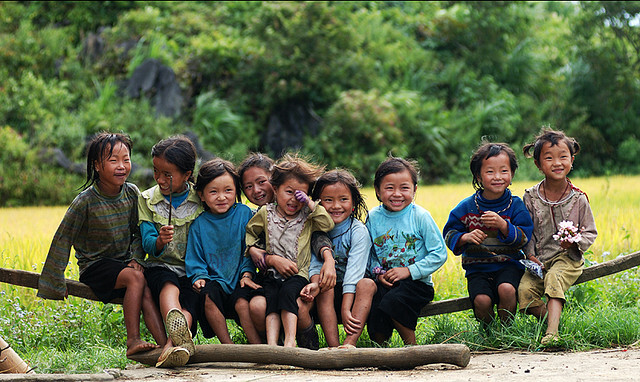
[{"x1": 373, "y1": 229, "x2": 420, "y2": 269}]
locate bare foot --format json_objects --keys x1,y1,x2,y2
[{"x1": 126, "y1": 338, "x2": 159, "y2": 356}]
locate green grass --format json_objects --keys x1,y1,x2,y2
[{"x1": 1, "y1": 175, "x2": 640, "y2": 373}]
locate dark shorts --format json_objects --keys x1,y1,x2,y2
[
  {"x1": 466, "y1": 265, "x2": 524, "y2": 305},
  {"x1": 79, "y1": 258, "x2": 129, "y2": 304},
  {"x1": 367, "y1": 279, "x2": 434, "y2": 341},
  {"x1": 263, "y1": 275, "x2": 308, "y2": 316},
  {"x1": 144, "y1": 266, "x2": 199, "y2": 335}
]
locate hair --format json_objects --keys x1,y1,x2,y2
[
  {"x1": 81, "y1": 132, "x2": 132, "y2": 190},
  {"x1": 470, "y1": 142, "x2": 518, "y2": 191},
  {"x1": 238, "y1": 152, "x2": 275, "y2": 183},
  {"x1": 312, "y1": 169, "x2": 368, "y2": 221},
  {"x1": 522, "y1": 128, "x2": 581, "y2": 163},
  {"x1": 195, "y1": 158, "x2": 243, "y2": 210},
  {"x1": 151, "y1": 135, "x2": 198, "y2": 182},
  {"x1": 373, "y1": 156, "x2": 419, "y2": 202},
  {"x1": 270, "y1": 153, "x2": 325, "y2": 191}
]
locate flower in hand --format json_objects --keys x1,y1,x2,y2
[
  {"x1": 553, "y1": 220, "x2": 583, "y2": 245},
  {"x1": 372, "y1": 266, "x2": 387, "y2": 276}
]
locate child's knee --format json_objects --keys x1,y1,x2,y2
[
  {"x1": 356, "y1": 278, "x2": 377, "y2": 295},
  {"x1": 497, "y1": 282, "x2": 516, "y2": 298},
  {"x1": 473, "y1": 294, "x2": 493, "y2": 310}
]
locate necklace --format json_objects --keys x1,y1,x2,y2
[
  {"x1": 474, "y1": 192, "x2": 512, "y2": 214},
  {"x1": 538, "y1": 179, "x2": 573, "y2": 205}
]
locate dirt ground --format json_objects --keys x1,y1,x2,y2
[
  {"x1": 114, "y1": 347, "x2": 640, "y2": 381},
  {"x1": 2, "y1": 347, "x2": 639, "y2": 381}
]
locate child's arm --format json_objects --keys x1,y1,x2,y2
[
  {"x1": 185, "y1": 220, "x2": 210, "y2": 290},
  {"x1": 574, "y1": 194, "x2": 598, "y2": 254},
  {"x1": 403, "y1": 211, "x2": 448, "y2": 281},
  {"x1": 295, "y1": 190, "x2": 315, "y2": 211},
  {"x1": 239, "y1": 271, "x2": 261, "y2": 290},
  {"x1": 443, "y1": 203, "x2": 486, "y2": 253},
  {"x1": 311, "y1": 231, "x2": 336, "y2": 291},
  {"x1": 340, "y1": 293, "x2": 361, "y2": 335},
  {"x1": 341, "y1": 222, "x2": 372, "y2": 294},
  {"x1": 300, "y1": 274, "x2": 321, "y2": 302}
]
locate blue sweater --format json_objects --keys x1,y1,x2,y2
[
  {"x1": 309, "y1": 217, "x2": 372, "y2": 294},
  {"x1": 366, "y1": 203, "x2": 447, "y2": 286},
  {"x1": 185, "y1": 203, "x2": 254, "y2": 295},
  {"x1": 442, "y1": 189, "x2": 533, "y2": 276}
]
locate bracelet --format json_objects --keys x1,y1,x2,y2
[{"x1": 242, "y1": 274, "x2": 252, "y2": 279}]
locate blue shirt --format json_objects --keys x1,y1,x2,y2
[
  {"x1": 309, "y1": 217, "x2": 372, "y2": 294},
  {"x1": 185, "y1": 203, "x2": 254, "y2": 295},
  {"x1": 366, "y1": 203, "x2": 447, "y2": 286}
]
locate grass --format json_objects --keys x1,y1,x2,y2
[{"x1": 1, "y1": 175, "x2": 640, "y2": 373}]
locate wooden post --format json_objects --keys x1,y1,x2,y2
[{"x1": 0, "y1": 336, "x2": 33, "y2": 374}]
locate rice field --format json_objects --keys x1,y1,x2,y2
[{"x1": 2, "y1": 175, "x2": 639, "y2": 305}]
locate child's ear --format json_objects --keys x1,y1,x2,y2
[
  {"x1": 197, "y1": 190, "x2": 204, "y2": 202},
  {"x1": 534, "y1": 160, "x2": 541, "y2": 170}
]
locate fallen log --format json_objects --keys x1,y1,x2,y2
[
  {"x1": 127, "y1": 343, "x2": 471, "y2": 369},
  {"x1": 1, "y1": 250, "x2": 639, "y2": 317}
]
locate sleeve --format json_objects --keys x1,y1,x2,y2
[
  {"x1": 365, "y1": 216, "x2": 382, "y2": 274},
  {"x1": 442, "y1": 201, "x2": 468, "y2": 255},
  {"x1": 407, "y1": 211, "x2": 448, "y2": 281},
  {"x1": 308, "y1": 204, "x2": 335, "y2": 233},
  {"x1": 185, "y1": 219, "x2": 210, "y2": 283},
  {"x1": 496, "y1": 198, "x2": 533, "y2": 249},
  {"x1": 139, "y1": 221, "x2": 161, "y2": 258},
  {"x1": 308, "y1": 251, "x2": 323, "y2": 278},
  {"x1": 523, "y1": 191, "x2": 537, "y2": 257},
  {"x1": 311, "y1": 231, "x2": 332, "y2": 260},
  {"x1": 341, "y1": 223, "x2": 372, "y2": 294},
  {"x1": 576, "y1": 194, "x2": 597, "y2": 255},
  {"x1": 37, "y1": 200, "x2": 85, "y2": 300},
  {"x1": 238, "y1": 208, "x2": 256, "y2": 275},
  {"x1": 245, "y1": 208, "x2": 267, "y2": 256}
]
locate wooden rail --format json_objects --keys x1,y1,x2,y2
[{"x1": 1, "y1": 250, "x2": 639, "y2": 317}]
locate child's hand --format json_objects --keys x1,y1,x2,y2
[
  {"x1": 377, "y1": 273, "x2": 393, "y2": 288},
  {"x1": 128, "y1": 259, "x2": 143, "y2": 272},
  {"x1": 480, "y1": 211, "x2": 508, "y2": 235},
  {"x1": 559, "y1": 240, "x2": 575, "y2": 250},
  {"x1": 240, "y1": 273, "x2": 262, "y2": 290},
  {"x1": 319, "y1": 248, "x2": 336, "y2": 292},
  {"x1": 269, "y1": 256, "x2": 298, "y2": 277},
  {"x1": 157, "y1": 225, "x2": 174, "y2": 248},
  {"x1": 461, "y1": 229, "x2": 487, "y2": 245},
  {"x1": 527, "y1": 254, "x2": 545, "y2": 270},
  {"x1": 300, "y1": 282, "x2": 320, "y2": 302},
  {"x1": 383, "y1": 267, "x2": 411, "y2": 285},
  {"x1": 192, "y1": 279, "x2": 206, "y2": 292},
  {"x1": 341, "y1": 309, "x2": 363, "y2": 335},
  {"x1": 295, "y1": 190, "x2": 315, "y2": 210},
  {"x1": 248, "y1": 246, "x2": 268, "y2": 271}
]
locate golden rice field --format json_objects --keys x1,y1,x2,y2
[{"x1": 1, "y1": 175, "x2": 639, "y2": 304}]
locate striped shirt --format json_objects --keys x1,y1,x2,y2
[{"x1": 37, "y1": 182, "x2": 144, "y2": 300}]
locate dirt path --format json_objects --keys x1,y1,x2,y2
[{"x1": 103, "y1": 347, "x2": 640, "y2": 382}]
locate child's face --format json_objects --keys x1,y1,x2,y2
[
  {"x1": 535, "y1": 141, "x2": 574, "y2": 182},
  {"x1": 153, "y1": 155, "x2": 192, "y2": 196},
  {"x1": 375, "y1": 170, "x2": 415, "y2": 212},
  {"x1": 198, "y1": 172, "x2": 236, "y2": 215},
  {"x1": 242, "y1": 166, "x2": 274, "y2": 206},
  {"x1": 478, "y1": 152, "x2": 513, "y2": 200},
  {"x1": 274, "y1": 177, "x2": 309, "y2": 218},
  {"x1": 95, "y1": 141, "x2": 131, "y2": 196},
  {"x1": 319, "y1": 182, "x2": 353, "y2": 225}
]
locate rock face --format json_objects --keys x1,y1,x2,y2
[
  {"x1": 263, "y1": 101, "x2": 321, "y2": 156},
  {"x1": 125, "y1": 58, "x2": 183, "y2": 117}
]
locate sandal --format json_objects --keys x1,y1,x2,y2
[
  {"x1": 155, "y1": 346, "x2": 189, "y2": 368},
  {"x1": 540, "y1": 333, "x2": 561, "y2": 346},
  {"x1": 337, "y1": 344, "x2": 356, "y2": 349},
  {"x1": 166, "y1": 308, "x2": 195, "y2": 356}
]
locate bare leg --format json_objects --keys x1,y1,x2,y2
[
  {"x1": 265, "y1": 312, "x2": 280, "y2": 346},
  {"x1": 235, "y1": 298, "x2": 262, "y2": 344},
  {"x1": 393, "y1": 319, "x2": 416, "y2": 345},
  {"x1": 114, "y1": 268, "x2": 158, "y2": 356},
  {"x1": 281, "y1": 310, "x2": 298, "y2": 347},
  {"x1": 250, "y1": 296, "x2": 267, "y2": 342},
  {"x1": 545, "y1": 298, "x2": 563, "y2": 335},
  {"x1": 141, "y1": 284, "x2": 167, "y2": 346},
  {"x1": 203, "y1": 296, "x2": 232, "y2": 344},
  {"x1": 316, "y1": 288, "x2": 339, "y2": 347},
  {"x1": 473, "y1": 294, "x2": 494, "y2": 324},
  {"x1": 158, "y1": 283, "x2": 193, "y2": 351},
  {"x1": 496, "y1": 283, "x2": 517, "y2": 324},
  {"x1": 342, "y1": 279, "x2": 376, "y2": 347},
  {"x1": 296, "y1": 297, "x2": 314, "y2": 331}
]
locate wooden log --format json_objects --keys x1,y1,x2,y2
[
  {"x1": 419, "y1": 250, "x2": 640, "y2": 317},
  {"x1": 127, "y1": 343, "x2": 471, "y2": 369}
]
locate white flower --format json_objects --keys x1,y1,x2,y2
[{"x1": 553, "y1": 220, "x2": 583, "y2": 245}]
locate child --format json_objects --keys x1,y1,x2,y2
[
  {"x1": 366, "y1": 156, "x2": 447, "y2": 345},
  {"x1": 245, "y1": 153, "x2": 334, "y2": 347},
  {"x1": 186, "y1": 158, "x2": 262, "y2": 344},
  {"x1": 37, "y1": 132, "x2": 165, "y2": 357},
  {"x1": 300, "y1": 169, "x2": 376, "y2": 348},
  {"x1": 443, "y1": 143, "x2": 533, "y2": 326},
  {"x1": 136, "y1": 135, "x2": 204, "y2": 367},
  {"x1": 519, "y1": 129, "x2": 597, "y2": 345},
  {"x1": 239, "y1": 152, "x2": 336, "y2": 347}
]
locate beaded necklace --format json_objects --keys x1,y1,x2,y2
[{"x1": 474, "y1": 192, "x2": 512, "y2": 214}]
